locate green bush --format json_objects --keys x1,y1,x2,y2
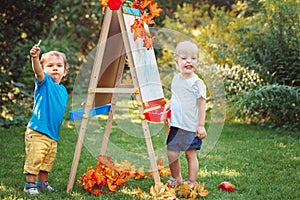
[
  {"x1": 209, "y1": 64, "x2": 265, "y2": 97},
  {"x1": 229, "y1": 84, "x2": 299, "y2": 131},
  {"x1": 1, "y1": 0, "x2": 103, "y2": 128},
  {"x1": 250, "y1": 0, "x2": 300, "y2": 86}
]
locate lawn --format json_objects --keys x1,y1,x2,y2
[{"x1": 1, "y1": 119, "x2": 300, "y2": 199}]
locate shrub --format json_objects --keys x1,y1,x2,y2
[
  {"x1": 229, "y1": 84, "x2": 299, "y2": 131},
  {"x1": 208, "y1": 64, "x2": 265, "y2": 97}
]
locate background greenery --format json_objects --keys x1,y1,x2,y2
[
  {"x1": 0, "y1": 1, "x2": 299, "y2": 198},
  {"x1": 1, "y1": 0, "x2": 299, "y2": 130}
]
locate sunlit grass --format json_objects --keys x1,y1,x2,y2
[{"x1": 0, "y1": 121, "x2": 299, "y2": 199}]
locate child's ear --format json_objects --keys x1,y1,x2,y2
[{"x1": 174, "y1": 57, "x2": 178, "y2": 64}]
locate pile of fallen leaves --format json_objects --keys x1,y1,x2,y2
[
  {"x1": 77, "y1": 155, "x2": 169, "y2": 195},
  {"x1": 147, "y1": 182, "x2": 209, "y2": 199},
  {"x1": 131, "y1": 181, "x2": 209, "y2": 199},
  {"x1": 77, "y1": 155, "x2": 209, "y2": 199},
  {"x1": 175, "y1": 182, "x2": 209, "y2": 199}
]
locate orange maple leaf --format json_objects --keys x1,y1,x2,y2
[
  {"x1": 143, "y1": 33, "x2": 154, "y2": 50},
  {"x1": 133, "y1": 27, "x2": 145, "y2": 41},
  {"x1": 115, "y1": 178, "x2": 127, "y2": 186},
  {"x1": 142, "y1": 13, "x2": 155, "y2": 25},
  {"x1": 131, "y1": 18, "x2": 143, "y2": 31},
  {"x1": 130, "y1": 0, "x2": 142, "y2": 9},
  {"x1": 134, "y1": 167, "x2": 147, "y2": 179},
  {"x1": 107, "y1": 180, "x2": 117, "y2": 192},
  {"x1": 198, "y1": 183, "x2": 209, "y2": 197},
  {"x1": 99, "y1": 0, "x2": 108, "y2": 7},
  {"x1": 92, "y1": 189, "x2": 102, "y2": 196},
  {"x1": 141, "y1": 0, "x2": 152, "y2": 9},
  {"x1": 97, "y1": 155, "x2": 115, "y2": 169},
  {"x1": 149, "y1": 2, "x2": 162, "y2": 17},
  {"x1": 93, "y1": 171, "x2": 106, "y2": 186},
  {"x1": 106, "y1": 169, "x2": 119, "y2": 181}
]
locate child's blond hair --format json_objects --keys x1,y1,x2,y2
[
  {"x1": 40, "y1": 51, "x2": 69, "y2": 72},
  {"x1": 174, "y1": 41, "x2": 198, "y2": 58}
]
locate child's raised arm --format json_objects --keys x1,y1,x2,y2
[{"x1": 29, "y1": 43, "x2": 44, "y2": 82}]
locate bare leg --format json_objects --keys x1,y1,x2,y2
[
  {"x1": 26, "y1": 174, "x2": 36, "y2": 183},
  {"x1": 185, "y1": 149, "x2": 198, "y2": 182},
  {"x1": 167, "y1": 150, "x2": 181, "y2": 180},
  {"x1": 38, "y1": 170, "x2": 49, "y2": 182}
]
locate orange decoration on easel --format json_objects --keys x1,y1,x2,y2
[{"x1": 100, "y1": 0, "x2": 162, "y2": 49}]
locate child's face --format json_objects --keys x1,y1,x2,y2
[
  {"x1": 43, "y1": 55, "x2": 67, "y2": 84},
  {"x1": 175, "y1": 48, "x2": 198, "y2": 77}
]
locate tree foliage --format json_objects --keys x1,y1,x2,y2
[
  {"x1": 159, "y1": 0, "x2": 299, "y2": 130},
  {"x1": 1, "y1": 0, "x2": 299, "y2": 130},
  {"x1": 0, "y1": 0, "x2": 103, "y2": 128},
  {"x1": 1, "y1": 0, "x2": 58, "y2": 127}
]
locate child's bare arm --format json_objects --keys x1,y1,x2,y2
[
  {"x1": 30, "y1": 45, "x2": 44, "y2": 82},
  {"x1": 196, "y1": 97, "x2": 207, "y2": 139}
]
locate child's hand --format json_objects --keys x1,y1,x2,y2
[
  {"x1": 196, "y1": 126, "x2": 207, "y2": 139},
  {"x1": 30, "y1": 45, "x2": 40, "y2": 58}
]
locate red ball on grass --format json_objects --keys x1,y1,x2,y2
[{"x1": 218, "y1": 181, "x2": 235, "y2": 192}]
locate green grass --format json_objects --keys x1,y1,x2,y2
[{"x1": 1, "y1": 120, "x2": 300, "y2": 199}]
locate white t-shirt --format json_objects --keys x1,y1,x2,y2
[{"x1": 169, "y1": 73, "x2": 206, "y2": 132}]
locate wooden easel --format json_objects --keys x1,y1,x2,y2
[{"x1": 66, "y1": 7, "x2": 163, "y2": 192}]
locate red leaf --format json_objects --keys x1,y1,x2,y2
[{"x1": 107, "y1": 0, "x2": 122, "y2": 10}]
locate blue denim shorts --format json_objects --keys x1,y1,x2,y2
[{"x1": 166, "y1": 126, "x2": 202, "y2": 151}]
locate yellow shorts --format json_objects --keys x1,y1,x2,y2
[{"x1": 23, "y1": 128, "x2": 57, "y2": 175}]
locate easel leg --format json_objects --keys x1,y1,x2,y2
[
  {"x1": 100, "y1": 93, "x2": 118, "y2": 155},
  {"x1": 66, "y1": 118, "x2": 89, "y2": 192},
  {"x1": 141, "y1": 119, "x2": 161, "y2": 183}
]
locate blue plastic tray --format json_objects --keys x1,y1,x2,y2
[{"x1": 69, "y1": 104, "x2": 111, "y2": 120}]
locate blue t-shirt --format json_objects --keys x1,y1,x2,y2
[{"x1": 27, "y1": 73, "x2": 68, "y2": 141}]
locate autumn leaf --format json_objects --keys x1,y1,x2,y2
[
  {"x1": 176, "y1": 182, "x2": 192, "y2": 198},
  {"x1": 130, "y1": 0, "x2": 143, "y2": 9},
  {"x1": 97, "y1": 155, "x2": 115, "y2": 168},
  {"x1": 174, "y1": 182, "x2": 209, "y2": 199},
  {"x1": 134, "y1": 167, "x2": 147, "y2": 179},
  {"x1": 100, "y1": 0, "x2": 108, "y2": 7},
  {"x1": 115, "y1": 177, "x2": 127, "y2": 186},
  {"x1": 141, "y1": 13, "x2": 155, "y2": 25},
  {"x1": 150, "y1": 182, "x2": 176, "y2": 199},
  {"x1": 107, "y1": 180, "x2": 117, "y2": 192},
  {"x1": 131, "y1": 18, "x2": 143, "y2": 31},
  {"x1": 143, "y1": 33, "x2": 154, "y2": 50},
  {"x1": 133, "y1": 27, "x2": 145, "y2": 41},
  {"x1": 135, "y1": 187, "x2": 144, "y2": 196},
  {"x1": 92, "y1": 189, "x2": 102, "y2": 196},
  {"x1": 149, "y1": 2, "x2": 162, "y2": 17},
  {"x1": 93, "y1": 171, "x2": 106, "y2": 186},
  {"x1": 141, "y1": 0, "x2": 152, "y2": 9}
]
